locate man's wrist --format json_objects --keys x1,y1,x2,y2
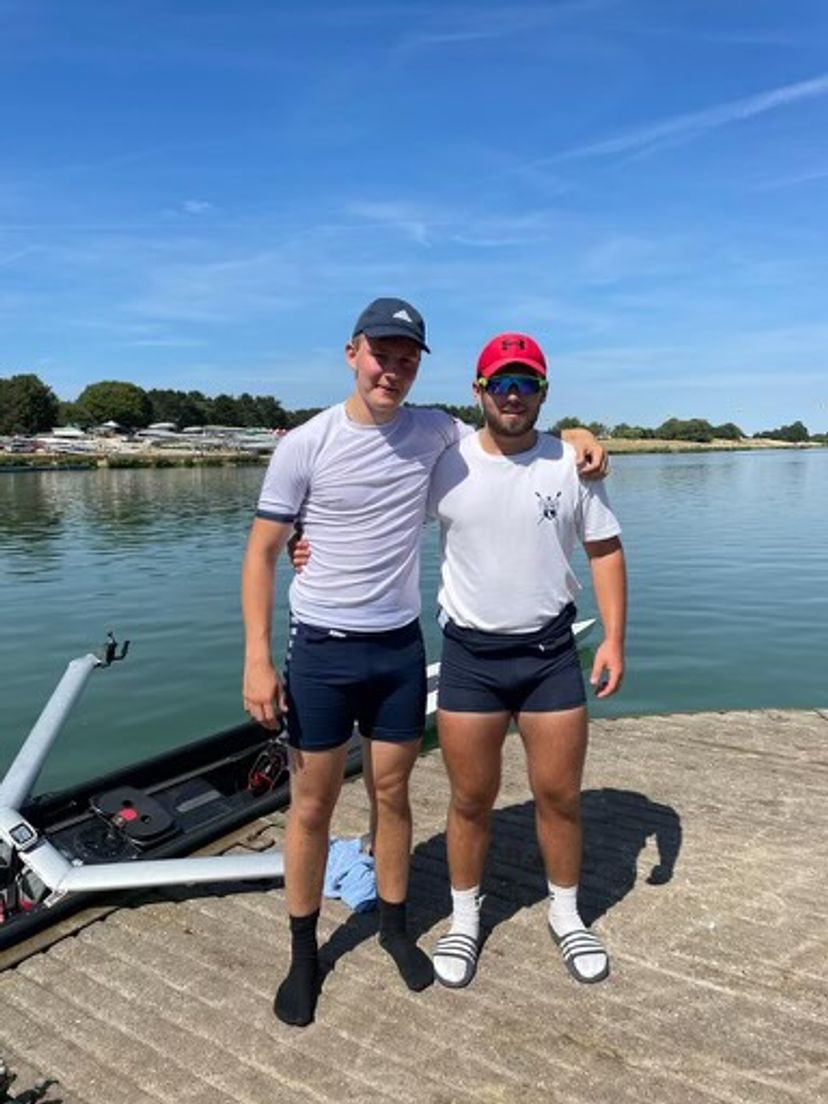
[{"x1": 245, "y1": 648, "x2": 274, "y2": 667}]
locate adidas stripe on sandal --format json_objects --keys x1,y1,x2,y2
[
  {"x1": 433, "y1": 932, "x2": 479, "y2": 989},
  {"x1": 549, "y1": 926, "x2": 610, "y2": 984}
]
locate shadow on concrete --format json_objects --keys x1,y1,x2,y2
[
  {"x1": 318, "y1": 787, "x2": 682, "y2": 975},
  {"x1": 577, "y1": 788, "x2": 682, "y2": 925},
  {"x1": 0, "y1": 1060, "x2": 61, "y2": 1103}
]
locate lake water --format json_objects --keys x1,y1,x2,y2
[{"x1": 1, "y1": 449, "x2": 826, "y2": 792}]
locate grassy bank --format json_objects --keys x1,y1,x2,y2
[
  {"x1": 603, "y1": 437, "x2": 823, "y2": 454},
  {"x1": 2, "y1": 439, "x2": 823, "y2": 471},
  {"x1": 0, "y1": 450, "x2": 268, "y2": 470},
  {"x1": 0, "y1": 453, "x2": 97, "y2": 470}
]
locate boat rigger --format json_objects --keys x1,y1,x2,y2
[{"x1": 0, "y1": 635, "x2": 291, "y2": 951}]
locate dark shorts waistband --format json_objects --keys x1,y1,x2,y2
[
  {"x1": 438, "y1": 603, "x2": 577, "y2": 655},
  {"x1": 292, "y1": 617, "x2": 421, "y2": 644}
]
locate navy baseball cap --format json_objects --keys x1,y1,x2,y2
[{"x1": 352, "y1": 297, "x2": 430, "y2": 353}]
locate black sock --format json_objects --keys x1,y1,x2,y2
[
  {"x1": 378, "y1": 898, "x2": 433, "y2": 991},
  {"x1": 274, "y1": 910, "x2": 320, "y2": 1026}
]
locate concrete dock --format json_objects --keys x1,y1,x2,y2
[{"x1": 1, "y1": 709, "x2": 826, "y2": 1103}]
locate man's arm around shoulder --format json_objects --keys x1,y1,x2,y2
[
  {"x1": 583, "y1": 535, "x2": 626, "y2": 698},
  {"x1": 241, "y1": 517, "x2": 294, "y2": 729},
  {"x1": 558, "y1": 427, "x2": 608, "y2": 479}
]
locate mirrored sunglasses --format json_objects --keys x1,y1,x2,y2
[{"x1": 478, "y1": 374, "x2": 547, "y2": 397}]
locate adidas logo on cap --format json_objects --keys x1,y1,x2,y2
[{"x1": 352, "y1": 297, "x2": 430, "y2": 352}]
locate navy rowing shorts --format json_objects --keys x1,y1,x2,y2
[
  {"x1": 437, "y1": 603, "x2": 587, "y2": 715},
  {"x1": 284, "y1": 619, "x2": 426, "y2": 750}
]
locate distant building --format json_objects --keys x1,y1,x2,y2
[
  {"x1": 92, "y1": 420, "x2": 124, "y2": 437},
  {"x1": 50, "y1": 425, "x2": 87, "y2": 439}
]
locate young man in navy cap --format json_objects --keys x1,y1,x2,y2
[
  {"x1": 428, "y1": 333, "x2": 626, "y2": 990},
  {"x1": 242, "y1": 304, "x2": 606, "y2": 1026}
]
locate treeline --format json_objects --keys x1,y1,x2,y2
[
  {"x1": 1, "y1": 373, "x2": 826, "y2": 443},
  {"x1": 552, "y1": 415, "x2": 827, "y2": 444},
  {"x1": 0, "y1": 373, "x2": 479, "y2": 436},
  {"x1": 0, "y1": 374, "x2": 322, "y2": 434},
  {"x1": 408, "y1": 402, "x2": 483, "y2": 427}
]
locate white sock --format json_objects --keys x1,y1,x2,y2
[
  {"x1": 434, "y1": 886, "x2": 481, "y2": 985},
  {"x1": 548, "y1": 881, "x2": 606, "y2": 980}
]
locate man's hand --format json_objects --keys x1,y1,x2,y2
[
  {"x1": 559, "y1": 427, "x2": 609, "y2": 479},
  {"x1": 288, "y1": 534, "x2": 311, "y2": 573},
  {"x1": 243, "y1": 657, "x2": 286, "y2": 729},
  {"x1": 589, "y1": 638, "x2": 624, "y2": 698}
]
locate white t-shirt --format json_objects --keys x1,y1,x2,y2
[
  {"x1": 257, "y1": 403, "x2": 460, "y2": 630},
  {"x1": 428, "y1": 432, "x2": 621, "y2": 633}
]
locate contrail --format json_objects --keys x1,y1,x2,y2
[{"x1": 558, "y1": 72, "x2": 828, "y2": 160}]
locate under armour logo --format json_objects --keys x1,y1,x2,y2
[
  {"x1": 392, "y1": 309, "x2": 413, "y2": 322},
  {"x1": 536, "y1": 491, "x2": 561, "y2": 522},
  {"x1": 501, "y1": 338, "x2": 526, "y2": 351}
]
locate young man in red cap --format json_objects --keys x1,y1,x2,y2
[
  {"x1": 428, "y1": 333, "x2": 626, "y2": 989},
  {"x1": 242, "y1": 304, "x2": 607, "y2": 1026}
]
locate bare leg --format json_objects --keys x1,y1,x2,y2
[
  {"x1": 517, "y1": 707, "x2": 587, "y2": 887},
  {"x1": 361, "y1": 734, "x2": 377, "y2": 853},
  {"x1": 438, "y1": 709, "x2": 511, "y2": 889},
  {"x1": 284, "y1": 744, "x2": 349, "y2": 915},
  {"x1": 365, "y1": 737, "x2": 421, "y2": 901}
]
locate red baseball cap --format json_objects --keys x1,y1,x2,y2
[{"x1": 476, "y1": 332, "x2": 547, "y2": 379}]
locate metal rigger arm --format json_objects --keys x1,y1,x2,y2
[{"x1": 0, "y1": 635, "x2": 283, "y2": 908}]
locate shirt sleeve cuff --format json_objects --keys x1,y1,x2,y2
[{"x1": 255, "y1": 508, "x2": 297, "y2": 523}]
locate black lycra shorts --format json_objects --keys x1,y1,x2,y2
[
  {"x1": 284, "y1": 618, "x2": 426, "y2": 750},
  {"x1": 437, "y1": 603, "x2": 586, "y2": 715}
]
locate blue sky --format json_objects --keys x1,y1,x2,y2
[{"x1": 2, "y1": 0, "x2": 827, "y2": 432}]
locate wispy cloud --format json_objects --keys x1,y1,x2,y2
[
  {"x1": 395, "y1": 0, "x2": 614, "y2": 52},
  {"x1": 757, "y1": 166, "x2": 828, "y2": 189},
  {"x1": 346, "y1": 198, "x2": 583, "y2": 250},
  {"x1": 399, "y1": 29, "x2": 503, "y2": 49},
  {"x1": 557, "y1": 72, "x2": 828, "y2": 161},
  {"x1": 181, "y1": 199, "x2": 215, "y2": 215},
  {"x1": 346, "y1": 201, "x2": 433, "y2": 245},
  {"x1": 126, "y1": 248, "x2": 315, "y2": 324},
  {"x1": 580, "y1": 234, "x2": 679, "y2": 286},
  {"x1": 0, "y1": 245, "x2": 36, "y2": 267},
  {"x1": 503, "y1": 291, "x2": 614, "y2": 335},
  {"x1": 116, "y1": 336, "x2": 208, "y2": 349},
  {"x1": 694, "y1": 31, "x2": 813, "y2": 48},
  {"x1": 629, "y1": 23, "x2": 816, "y2": 50}
]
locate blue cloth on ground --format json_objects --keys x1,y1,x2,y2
[{"x1": 323, "y1": 836, "x2": 377, "y2": 912}]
